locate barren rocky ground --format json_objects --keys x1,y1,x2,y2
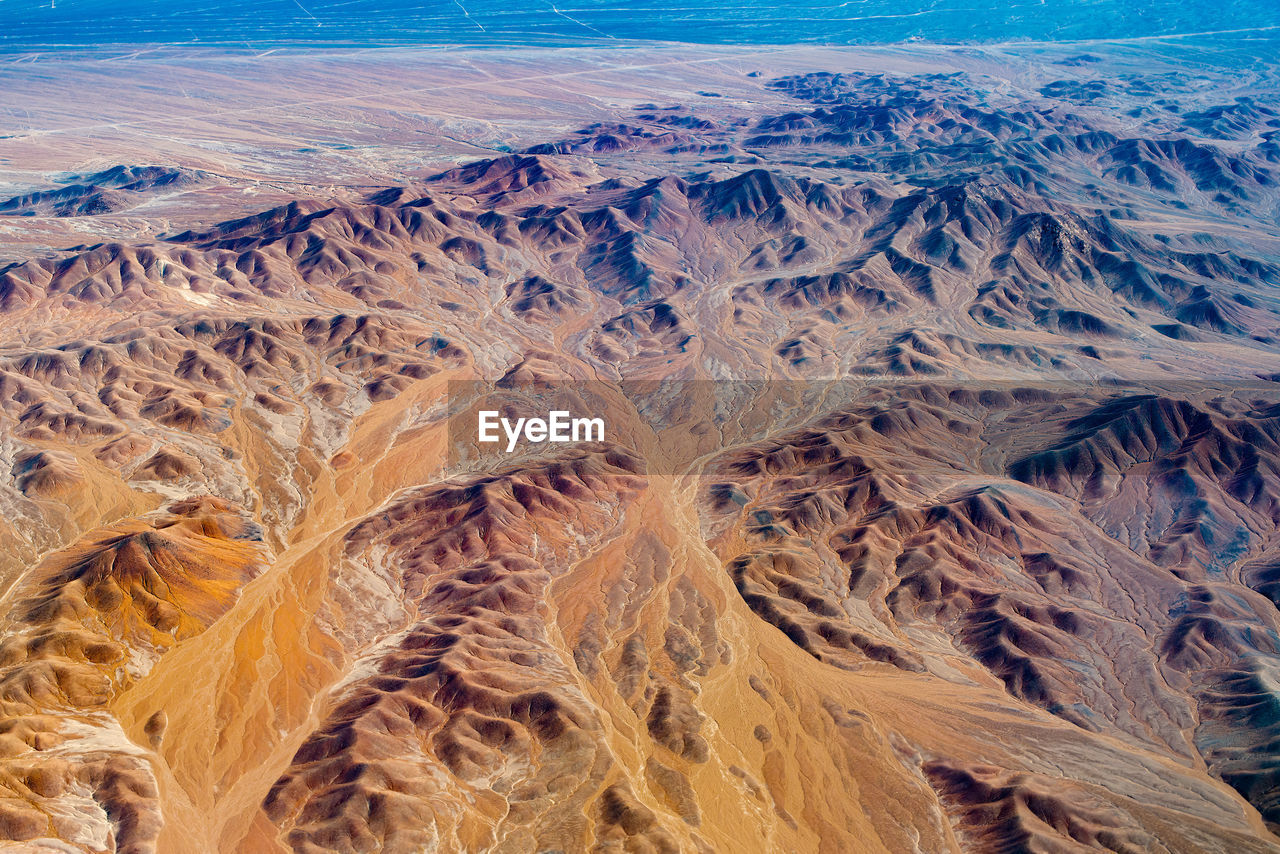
[{"x1": 1, "y1": 41, "x2": 1280, "y2": 852}]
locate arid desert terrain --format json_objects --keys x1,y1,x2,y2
[{"x1": 2, "y1": 39, "x2": 1280, "y2": 852}]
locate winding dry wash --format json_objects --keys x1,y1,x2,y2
[{"x1": 2, "y1": 39, "x2": 1280, "y2": 853}]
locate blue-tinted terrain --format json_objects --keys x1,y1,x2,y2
[{"x1": 2, "y1": 0, "x2": 1278, "y2": 48}]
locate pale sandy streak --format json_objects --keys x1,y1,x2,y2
[{"x1": 4, "y1": 47, "x2": 800, "y2": 140}]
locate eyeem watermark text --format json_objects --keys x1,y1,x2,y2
[{"x1": 478, "y1": 410, "x2": 606, "y2": 453}]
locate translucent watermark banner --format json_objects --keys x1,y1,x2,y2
[{"x1": 445, "y1": 378, "x2": 1280, "y2": 476}]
